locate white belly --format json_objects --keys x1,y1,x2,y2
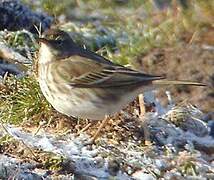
[{"x1": 39, "y1": 77, "x2": 141, "y2": 120}]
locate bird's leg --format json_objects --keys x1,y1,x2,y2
[
  {"x1": 90, "y1": 115, "x2": 109, "y2": 143},
  {"x1": 138, "y1": 94, "x2": 151, "y2": 145}
]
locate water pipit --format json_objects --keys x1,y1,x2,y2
[{"x1": 38, "y1": 29, "x2": 205, "y2": 143}]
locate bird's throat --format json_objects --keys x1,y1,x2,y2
[{"x1": 39, "y1": 43, "x2": 55, "y2": 64}]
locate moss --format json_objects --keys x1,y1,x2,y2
[
  {"x1": 42, "y1": 152, "x2": 65, "y2": 170},
  {"x1": 180, "y1": 161, "x2": 197, "y2": 176},
  {"x1": 0, "y1": 134, "x2": 13, "y2": 146}
]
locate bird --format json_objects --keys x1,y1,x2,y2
[{"x1": 37, "y1": 29, "x2": 205, "y2": 142}]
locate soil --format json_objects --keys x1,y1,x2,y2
[{"x1": 136, "y1": 36, "x2": 214, "y2": 113}]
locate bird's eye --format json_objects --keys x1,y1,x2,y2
[{"x1": 49, "y1": 35, "x2": 55, "y2": 40}]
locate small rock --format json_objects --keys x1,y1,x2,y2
[
  {"x1": 108, "y1": 158, "x2": 120, "y2": 176},
  {"x1": 0, "y1": 0, "x2": 52, "y2": 33},
  {"x1": 132, "y1": 170, "x2": 155, "y2": 180},
  {"x1": 0, "y1": 62, "x2": 23, "y2": 76},
  {"x1": 14, "y1": 171, "x2": 43, "y2": 180},
  {"x1": 209, "y1": 121, "x2": 214, "y2": 137},
  {"x1": 74, "y1": 174, "x2": 98, "y2": 180}
]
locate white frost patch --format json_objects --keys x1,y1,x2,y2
[
  {"x1": 132, "y1": 171, "x2": 155, "y2": 180},
  {"x1": 1, "y1": 124, "x2": 130, "y2": 179}
]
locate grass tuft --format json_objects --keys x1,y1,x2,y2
[{"x1": 0, "y1": 76, "x2": 51, "y2": 125}]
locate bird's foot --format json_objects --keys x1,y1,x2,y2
[{"x1": 87, "y1": 116, "x2": 109, "y2": 144}]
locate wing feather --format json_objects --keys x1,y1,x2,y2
[{"x1": 53, "y1": 55, "x2": 164, "y2": 88}]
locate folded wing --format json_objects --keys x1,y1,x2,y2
[{"x1": 54, "y1": 55, "x2": 164, "y2": 88}]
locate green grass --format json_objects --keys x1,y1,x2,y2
[
  {"x1": 0, "y1": 76, "x2": 51, "y2": 125},
  {"x1": 1, "y1": 0, "x2": 213, "y2": 126}
]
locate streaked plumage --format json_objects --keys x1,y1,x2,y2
[{"x1": 38, "y1": 29, "x2": 205, "y2": 120}]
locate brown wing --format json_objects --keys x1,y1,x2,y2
[{"x1": 53, "y1": 55, "x2": 164, "y2": 88}]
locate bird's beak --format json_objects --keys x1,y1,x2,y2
[{"x1": 38, "y1": 38, "x2": 49, "y2": 44}]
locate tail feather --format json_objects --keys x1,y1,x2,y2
[{"x1": 152, "y1": 79, "x2": 206, "y2": 86}]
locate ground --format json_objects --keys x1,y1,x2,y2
[
  {"x1": 0, "y1": 0, "x2": 214, "y2": 179},
  {"x1": 140, "y1": 40, "x2": 213, "y2": 113}
]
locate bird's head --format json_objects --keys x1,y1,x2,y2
[{"x1": 38, "y1": 29, "x2": 76, "y2": 60}]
